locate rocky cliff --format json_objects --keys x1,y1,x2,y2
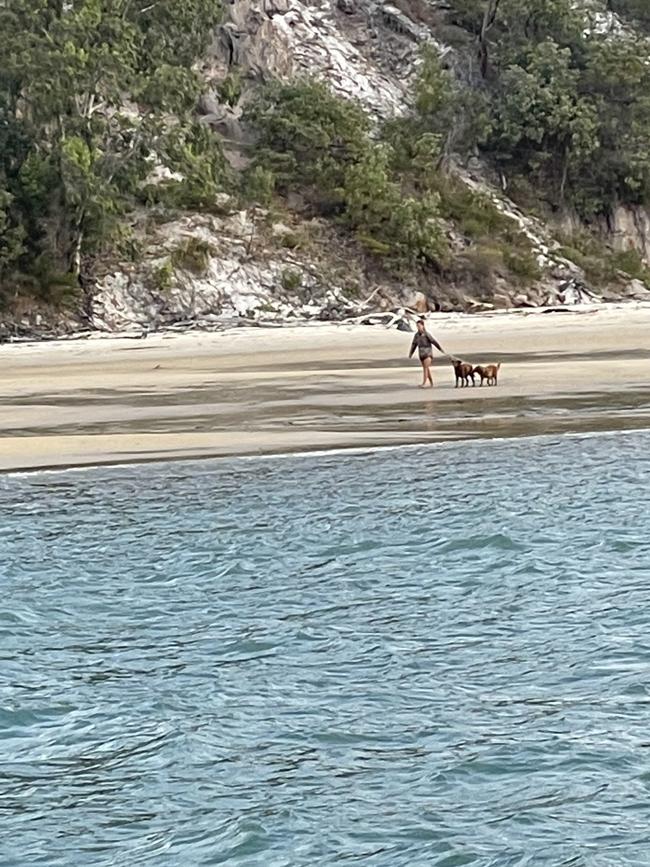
[{"x1": 12, "y1": 0, "x2": 648, "y2": 338}]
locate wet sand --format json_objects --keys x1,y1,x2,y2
[{"x1": 2, "y1": 305, "x2": 650, "y2": 471}]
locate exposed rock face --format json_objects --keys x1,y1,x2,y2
[
  {"x1": 88, "y1": 0, "x2": 650, "y2": 331},
  {"x1": 604, "y1": 206, "x2": 650, "y2": 263},
  {"x1": 210, "y1": 0, "x2": 416, "y2": 117},
  {"x1": 91, "y1": 212, "x2": 358, "y2": 331},
  {"x1": 458, "y1": 168, "x2": 586, "y2": 287}
]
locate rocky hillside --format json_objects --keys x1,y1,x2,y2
[{"x1": 3, "y1": 0, "x2": 650, "y2": 337}]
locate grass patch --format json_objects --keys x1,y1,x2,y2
[
  {"x1": 557, "y1": 230, "x2": 650, "y2": 289},
  {"x1": 280, "y1": 268, "x2": 302, "y2": 292},
  {"x1": 149, "y1": 259, "x2": 174, "y2": 293},
  {"x1": 170, "y1": 237, "x2": 215, "y2": 276},
  {"x1": 434, "y1": 175, "x2": 512, "y2": 240},
  {"x1": 502, "y1": 244, "x2": 541, "y2": 282}
]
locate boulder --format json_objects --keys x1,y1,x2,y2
[
  {"x1": 412, "y1": 290, "x2": 430, "y2": 313},
  {"x1": 198, "y1": 93, "x2": 221, "y2": 116},
  {"x1": 492, "y1": 292, "x2": 514, "y2": 309},
  {"x1": 558, "y1": 279, "x2": 599, "y2": 305},
  {"x1": 625, "y1": 278, "x2": 650, "y2": 300},
  {"x1": 513, "y1": 293, "x2": 536, "y2": 308},
  {"x1": 265, "y1": 0, "x2": 292, "y2": 14}
]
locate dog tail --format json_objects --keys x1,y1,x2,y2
[{"x1": 496, "y1": 362, "x2": 502, "y2": 371}]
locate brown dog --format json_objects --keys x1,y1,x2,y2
[
  {"x1": 474, "y1": 363, "x2": 501, "y2": 386},
  {"x1": 452, "y1": 358, "x2": 475, "y2": 388}
]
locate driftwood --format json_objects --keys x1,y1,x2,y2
[{"x1": 341, "y1": 306, "x2": 419, "y2": 329}]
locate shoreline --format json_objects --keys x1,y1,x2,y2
[
  {"x1": 2, "y1": 304, "x2": 650, "y2": 473},
  {"x1": 5, "y1": 424, "x2": 650, "y2": 478}
]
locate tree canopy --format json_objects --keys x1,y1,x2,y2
[
  {"x1": 443, "y1": 0, "x2": 650, "y2": 214},
  {"x1": 0, "y1": 0, "x2": 224, "y2": 298},
  {"x1": 2, "y1": 0, "x2": 650, "y2": 307}
]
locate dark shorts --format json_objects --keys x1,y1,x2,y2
[{"x1": 419, "y1": 351, "x2": 433, "y2": 362}]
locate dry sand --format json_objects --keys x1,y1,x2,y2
[{"x1": 2, "y1": 304, "x2": 650, "y2": 472}]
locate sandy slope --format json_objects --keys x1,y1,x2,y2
[{"x1": 1, "y1": 305, "x2": 650, "y2": 471}]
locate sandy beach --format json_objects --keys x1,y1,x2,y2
[{"x1": 1, "y1": 304, "x2": 650, "y2": 472}]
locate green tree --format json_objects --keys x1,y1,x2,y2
[
  {"x1": 343, "y1": 145, "x2": 445, "y2": 265},
  {"x1": 487, "y1": 41, "x2": 599, "y2": 203},
  {"x1": 0, "y1": 0, "x2": 224, "y2": 287},
  {"x1": 413, "y1": 46, "x2": 491, "y2": 163},
  {"x1": 0, "y1": 190, "x2": 26, "y2": 274},
  {"x1": 245, "y1": 79, "x2": 370, "y2": 201},
  {"x1": 577, "y1": 34, "x2": 650, "y2": 212}
]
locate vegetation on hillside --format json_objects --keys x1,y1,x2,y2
[
  {"x1": 609, "y1": 0, "x2": 650, "y2": 31},
  {"x1": 2, "y1": 0, "x2": 650, "y2": 311},
  {"x1": 447, "y1": 0, "x2": 650, "y2": 216},
  {"x1": 0, "y1": 0, "x2": 225, "y2": 304},
  {"x1": 245, "y1": 79, "x2": 447, "y2": 267}
]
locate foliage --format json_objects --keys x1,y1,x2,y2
[
  {"x1": 413, "y1": 46, "x2": 492, "y2": 162},
  {"x1": 217, "y1": 72, "x2": 243, "y2": 108},
  {"x1": 610, "y1": 0, "x2": 650, "y2": 31},
  {"x1": 280, "y1": 268, "x2": 302, "y2": 292},
  {"x1": 150, "y1": 259, "x2": 174, "y2": 293},
  {"x1": 344, "y1": 145, "x2": 445, "y2": 265},
  {"x1": 557, "y1": 229, "x2": 650, "y2": 289},
  {"x1": 487, "y1": 41, "x2": 599, "y2": 204},
  {"x1": 4, "y1": 0, "x2": 650, "y2": 310},
  {"x1": 434, "y1": 176, "x2": 511, "y2": 239},
  {"x1": 141, "y1": 124, "x2": 229, "y2": 211},
  {"x1": 502, "y1": 244, "x2": 541, "y2": 282},
  {"x1": 245, "y1": 79, "x2": 370, "y2": 202},
  {"x1": 436, "y1": 0, "x2": 650, "y2": 216},
  {"x1": 0, "y1": 0, "x2": 224, "y2": 295},
  {"x1": 246, "y1": 79, "x2": 447, "y2": 267},
  {"x1": 242, "y1": 166, "x2": 276, "y2": 207},
  {"x1": 170, "y1": 237, "x2": 215, "y2": 275},
  {"x1": 611, "y1": 249, "x2": 650, "y2": 284},
  {"x1": 0, "y1": 190, "x2": 26, "y2": 273}
]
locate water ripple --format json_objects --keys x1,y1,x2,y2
[{"x1": 2, "y1": 432, "x2": 650, "y2": 865}]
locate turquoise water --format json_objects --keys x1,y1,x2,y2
[{"x1": 2, "y1": 433, "x2": 650, "y2": 866}]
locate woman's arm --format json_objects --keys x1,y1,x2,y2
[{"x1": 408, "y1": 335, "x2": 418, "y2": 358}]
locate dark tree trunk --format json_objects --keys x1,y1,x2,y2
[
  {"x1": 478, "y1": 0, "x2": 501, "y2": 78},
  {"x1": 478, "y1": 0, "x2": 502, "y2": 78}
]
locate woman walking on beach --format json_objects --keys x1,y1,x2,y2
[{"x1": 409, "y1": 319, "x2": 446, "y2": 388}]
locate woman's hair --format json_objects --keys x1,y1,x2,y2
[{"x1": 417, "y1": 318, "x2": 425, "y2": 325}]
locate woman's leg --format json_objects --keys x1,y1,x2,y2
[
  {"x1": 419, "y1": 357, "x2": 428, "y2": 387},
  {"x1": 422, "y1": 356, "x2": 433, "y2": 387}
]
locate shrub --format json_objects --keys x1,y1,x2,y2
[
  {"x1": 611, "y1": 248, "x2": 650, "y2": 283},
  {"x1": 170, "y1": 237, "x2": 214, "y2": 275},
  {"x1": 141, "y1": 124, "x2": 230, "y2": 212},
  {"x1": 242, "y1": 166, "x2": 276, "y2": 207},
  {"x1": 502, "y1": 245, "x2": 542, "y2": 282},
  {"x1": 357, "y1": 234, "x2": 392, "y2": 257},
  {"x1": 452, "y1": 245, "x2": 504, "y2": 292},
  {"x1": 217, "y1": 72, "x2": 242, "y2": 108},
  {"x1": 556, "y1": 230, "x2": 650, "y2": 288},
  {"x1": 281, "y1": 268, "x2": 302, "y2": 292},
  {"x1": 435, "y1": 176, "x2": 511, "y2": 239},
  {"x1": 150, "y1": 259, "x2": 174, "y2": 293},
  {"x1": 245, "y1": 79, "x2": 370, "y2": 198},
  {"x1": 278, "y1": 231, "x2": 303, "y2": 250},
  {"x1": 343, "y1": 145, "x2": 446, "y2": 266}
]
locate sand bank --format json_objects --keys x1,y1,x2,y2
[{"x1": 1, "y1": 304, "x2": 650, "y2": 471}]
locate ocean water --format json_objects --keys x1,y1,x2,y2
[{"x1": 2, "y1": 432, "x2": 650, "y2": 866}]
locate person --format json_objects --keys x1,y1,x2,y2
[{"x1": 408, "y1": 319, "x2": 446, "y2": 388}]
